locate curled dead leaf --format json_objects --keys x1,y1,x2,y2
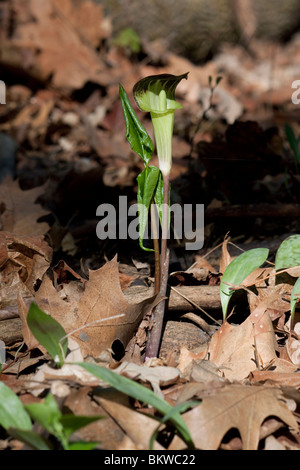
[
  {"x1": 94, "y1": 388, "x2": 164, "y2": 450},
  {"x1": 285, "y1": 336, "x2": 300, "y2": 365},
  {"x1": 219, "y1": 234, "x2": 231, "y2": 274}
]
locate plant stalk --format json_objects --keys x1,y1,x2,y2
[
  {"x1": 160, "y1": 172, "x2": 170, "y2": 266},
  {"x1": 145, "y1": 172, "x2": 170, "y2": 360},
  {"x1": 144, "y1": 249, "x2": 170, "y2": 360},
  {"x1": 151, "y1": 201, "x2": 161, "y2": 295}
]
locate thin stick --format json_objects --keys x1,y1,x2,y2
[{"x1": 170, "y1": 285, "x2": 222, "y2": 325}]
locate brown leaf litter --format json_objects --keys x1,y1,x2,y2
[
  {"x1": 20, "y1": 256, "x2": 160, "y2": 358},
  {"x1": 1, "y1": 0, "x2": 112, "y2": 90}
]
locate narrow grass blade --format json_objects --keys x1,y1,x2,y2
[
  {"x1": 77, "y1": 362, "x2": 194, "y2": 447},
  {"x1": 27, "y1": 303, "x2": 68, "y2": 366}
]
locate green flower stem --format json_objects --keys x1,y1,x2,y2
[
  {"x1": 145, "y1": 172, "x2": 170, "y2": 359},
  {"x1": 151, "y1": 111, "x2": 174, "y2": 176},
  {"x1": 160, "y1": 172, "x2": 170, "y2": 266},
  {"x1": 151, "y1": 200, "x2": 161, "y2": 295}
]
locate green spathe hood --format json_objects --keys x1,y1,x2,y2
[{"x1": 133, "y1": 73, "x2": 188, "y2": 114}]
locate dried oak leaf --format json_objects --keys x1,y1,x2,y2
[
  {"x1": 250, "y1": 365, "x2": 300, "y2": 388},
  {"x1": 169, "y1": 384, "x2": 298, "y2": 450},
  {"x1": 31, "y1": 256, "x2": 159, "y2": 357},
  {"x1": 0, "y1": 177, "x2": 49, "y2": 236},
  {"x1": 203, "y1": 299, "x2": 277, "y2": 381},
  {"x1": 93, "y1": 388, "x2": 165, "y2": 450},
  {"x1": 63, "y1": 386, "x2": 127, "y2": 451},
  {"x1": 201, "y1": 281, "x2": 296, "y2": 382},
  {"x1": 57, "y1": 0, "x2": 111, "y2": 48},
  {"x1": 3, "y1": 0, "x2": 112, "y2": 90},
  {"x1": 0, "y1": 231, "x2": 52, "y2": 308}
]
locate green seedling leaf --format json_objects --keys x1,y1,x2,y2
[
  {"x1": 285, "y1": 123, "x2": 300, "y2": 164},
  {"x1": 290, "y1": 277, "x2": 300, "y2": 330},
  {"x1": 27, "y1": 303, "x2": 68, "y2": 366},
  {"x1": 77, "y1": 362, "x2": 194, "y2": 448},
  {"x1": 216, "y1": 76, "x2": 223, "y2": 86},
  {"x1": 291, "y1": 277, "x2": 300, "y2": 316},
  {"x1": 137, "y1": 165, "x2": 160, "y2": 251},
  {"x1": 26, "y1": 393, "x2": 69, "y2": 449},
  {"x1": 8, "y1": 428, "x2": 53, "y2": 450},
  {"x1": 113, "y1": 27, "x2": 141, "y2": 54},
  {"x1": 275, "y1": 234, "x2": 300, "y2": 271},
  {"x1": 67, "y1": 441, "x2": 99, "y2": 450},
  {"x1": 26, "y1": 394, "x2": 103, "y2": 450},
  {"x1": 60, "y1": 414, "x2": 104, "y2": 441},
  {"x1": 0, "y1": 382, "x2": 32, "y2": 431},
  {"x1": 119, "y1": 84, "x2": 154, "y2": 166},
  {"x1": 220, "y1": 248, "x2": 269, "y2": 321},
  {"x1": 25, "y1": 393, "x2": 63, "y2": 437}
]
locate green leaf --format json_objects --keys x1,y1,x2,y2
[
  {"x1": 153, "y1": 170, "x2": 164, "y2": 227},
  {"x1": 154, "y1": 171, "x2": 170, "y2": 229},
  {"x1": 291, "y1": 277, "x2": 300, "y2": 317},
  {"x1": 113, "y1": 27, "x2": 141, "y2": 54},
  {"x1": 60, "y1": 414, "x2": 104, "y2": 440},
  {"x1": 8, "y1": 428, "x2": 53, "y2": 450},
  {"x1": 119, "y1": 84, "x2": 154, "y2": 166},
  {"x1": 216, "y1": 76, "x2": 223, "y2": 86},
  {"x1": 137, "y1": 165, "x2": 161, "y2": 251},
  {"x1": 67, "y1": 441, "x2": 99, "y2": 450},
  {"x1": 220, "y1": 248, "x2": 269, "y2": 321},
  {"x1": 0, "y1": 382, "x2": 32, "y2": 431},
  {"x1": 133, "y1": 73, "x2": 188, "y2": 113},
  {"x1": 76, "y1": 362, "x2": 194, "y2": 448},
  {"x1": 275, "y1": 234, "x2": 300, "y2": 271},
  {"x1": 290, "y1": 277, "x2": 300, "y2": 330},
  {"x1": 25, "y1": 393, "x2": 70, "y2": 449},
  {"x1": 25, "y1": 395, "x2": 103, "y2": 450},
  {"x1": 285, "y1": 123, "x2": 300, "y2": 164},
  {"x1": 27, "y1": 303, "x2": 68, "y2": 366},
  {"x1": 25, "y1": 393, "x2": 63, "y2": 437}
]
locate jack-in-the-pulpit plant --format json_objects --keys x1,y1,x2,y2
[
  {"x1": 120, "y1": 73, "x2": 188, "y2": 358},
  {"x1": 133, "y1": 73, "x2": 188, "y2": 176}
]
